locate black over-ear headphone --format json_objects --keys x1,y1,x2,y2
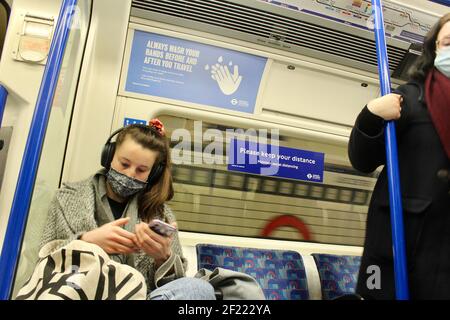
[{"x1": 101, "y1": 124, "x2": 165, "y2": 187}]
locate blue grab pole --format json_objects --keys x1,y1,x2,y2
[
  {"x1": 371, "y1": 0, "x2": 409, "y2": 300},
  {"x1": 0, "y1": 85, "x2": 7, "y2": 127},
  {"x1": 0, "y1": 0, "x2": 77, "y2": 300}
]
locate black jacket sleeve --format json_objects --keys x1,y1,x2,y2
[{"x1": 348, "y1": 105, "x2": 386, "y2": 173}]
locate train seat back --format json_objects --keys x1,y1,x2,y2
[
  {"x1": 194, "y1": 244, "x2": 362, "y2": 300},
  {"x1": 311, "y1": 253, "x2": 362, "y2": 300},
  {"x1": 196, "y1": 244, "x2": 309, "y2": 300}
]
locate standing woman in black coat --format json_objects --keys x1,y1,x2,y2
[{"x1": 349, "y1": 13, "x2": 450, "y2": 299}]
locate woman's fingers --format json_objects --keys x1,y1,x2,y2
[
  {"x1": 114, "y1": 234, "x2": 138, "y2": 250},
  {"x1": 107, "y1": 221, "x2": 176, "y2": 256},
  {"x1": 148, "y1": 228, "x2": 167, "y2": 242},
  {"x1": 140, "y1": 236, "x2": 162, "y2": 255},
  {"x1": 143, "y1": 233, "x2": 161, "y2": 249},
  {"x1": 116, "y1": 227, "x2": 138, "y2": 243},
  {"x1": 139, "y1": 222, "x2": 168, "y2": 243},
  {"x1": 111, "y1": 217, "x2": 130, "y2": 227},
  {"x1": 113, "y1": 242, "x2": 137, "y2": 254},
  {"x1": 135, "y1": 223, "x2": 156, "y2": 248},
  {"x1": 134, "y1": 224, "x2": 145, "y2": 246},
  {"x1": 394, "y1": 95, "x2": 402, "y2": 119}
]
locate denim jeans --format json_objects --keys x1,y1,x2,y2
[{"x1": 149, "y1": 277, "x2": 216, "y2": 300}]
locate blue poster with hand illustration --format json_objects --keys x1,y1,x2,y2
[{"x1": 125, "y1": 30, "x2": 268, "y2": 114}]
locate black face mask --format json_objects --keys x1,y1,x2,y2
[{"x1": 106, "y1": 167, "x2": 147, "y2": 198}]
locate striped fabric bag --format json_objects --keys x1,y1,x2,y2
[{"x1": 15, "y1": 240, "x2": 146, "y2": 300}]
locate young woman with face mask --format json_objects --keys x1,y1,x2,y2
[
  {"x1": 348, "y1": 13, "x2": 450, "y2": 299},
  {"x1": 40, "y1": 119, "x2": 215, "y2": 300}
]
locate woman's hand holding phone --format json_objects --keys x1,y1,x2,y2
[
  {"x1": 134, "y1": 221, "x2": 177, "y2": 266},
  {"x1": 148, "y1": 219, "x2": 177, "y2": 237}
]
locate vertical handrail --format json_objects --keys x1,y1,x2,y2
[
  {"x1": 0, "y1": 0, "x2": 77, "y2": 300},
  {"x1": 0, "y1": 85, "x2": 7, "y2": 127},
  {"x1": 371, "y1": 0, "x2": 409, "y2": 300}
]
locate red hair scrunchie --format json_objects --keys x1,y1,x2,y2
[{"x1": 149, "y1": 118, "x2": 166, "y2": 137}]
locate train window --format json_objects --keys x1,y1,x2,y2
[
  {"x1": 279, "y1": 181, "x2": 294, "y2": 195},
  {"x1": 175, "y1": 166, "x2": 191, "y2": 183},
  {"x1": 193, "y1": 168, "x2": 210, "y2": 185},
  {"x1": 294, "y1": 184, "x2": 309, "y2": 197},
  {"x1": 246, "y1": 177, "x2": 259, "y2": 192},
  {"x1": 353, "y1": 190, "x2": 369, "y2": 205},
  {"x1": 229, "y1": 173, "x2": 245, "y2": 189},
  {"x1": 12, "y1": 0, "x2": 92, "y2": 297},
  {"x1": 325, "y1": 187, "x2": 339, "y2": 201},
  {"x1": 310, "y1": 185, "x2": 324, "y2": 199},
  {"x1": 262, "y1": 179, "x2": 277, "y2": 193},
  {"x1": 158, "y1": 115, "x2": 376, "y2": 247},
  {"x1": 339, "y1": 189, "x2": 353, "y2": 202},
  {"x1": 212, "y1": 171, "x2": 227, "y2": 187}
]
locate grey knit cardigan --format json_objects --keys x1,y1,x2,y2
[{"x1": 40, "y1": 170, "x2": 187, "y2": 295}]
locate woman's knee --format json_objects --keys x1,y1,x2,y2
[
  {"x1": 175, "y1": 277, "x2": 216, "y2": 300},
  {"x1": 149, "y1": 277, "x2": 216, "y2": 300}
]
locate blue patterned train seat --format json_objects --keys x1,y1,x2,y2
[
  {"x1": 196, "y1": 244, "x2": 309, "y2": 300},
  {"x1": 312, "y1": 253, "x2": 361, "y2": 300}
]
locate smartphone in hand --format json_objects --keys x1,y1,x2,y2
[{"x1": 148, "y1": 219, "x2": 177, "y2": 237}]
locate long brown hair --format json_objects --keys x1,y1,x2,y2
[
  {"x1": 115, "y1": 125, "x2": 174, "y2": 221},
  {"x1": 409, "y1": 13, "x2": 450, "y2": 81}
]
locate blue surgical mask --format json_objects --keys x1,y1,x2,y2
[
  {"x1": 435, "y1": 47, "x2": 450, "y2": 78},
  {"x1": 106, "y1": 167, "x2": 147, "y2": 198}
]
